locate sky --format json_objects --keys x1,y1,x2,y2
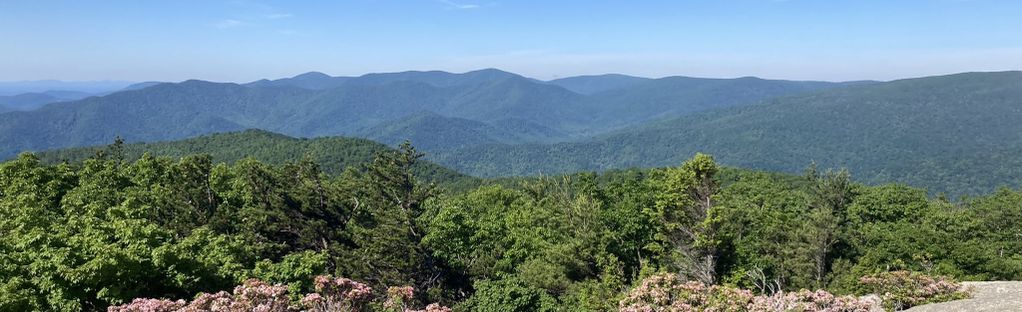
[{"x1": 1, "y1": 0, "x2": 1021, "y2": 82}]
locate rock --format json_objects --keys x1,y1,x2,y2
[{"x1": 904, "y1": 281, "x2": 1022, "y2": 312}]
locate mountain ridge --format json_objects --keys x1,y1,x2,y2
[
  {"x1": 32, "y1": 129, "x2": 477, "y2": 188},
  {"x1": 0, "y1": 68, "x2": 843, "y2": 159},
  {"x1": 429, "y1": 71, "x2": 1022, "y2": 195}
]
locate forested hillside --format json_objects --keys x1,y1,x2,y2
[
  {"x1": 578, "y1": 76, "x2": 852, "y2": 130},
  {"x1": 0, "y1": 69, "x2": 844, "y2": 159},
  {"x1": 1, "y1": 147, "x2": 1018, "y2": 311},
  {"x1": 33, "y1": 130, "x2": 476, "y2": 188},
  {"x1": 354, "y1": 112, "x2": 559, "y2": 151},
  {"x1": 433, "y1": 71, "x2": 1022, "y2": 196}
]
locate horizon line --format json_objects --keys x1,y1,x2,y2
[{"x1": 2, "y1": 68, "x2": 1022, "y2": 86}]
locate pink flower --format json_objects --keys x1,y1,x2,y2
[
  {"x1": 405, "y1": 303, "x2": 453, "y2": 312},
  {"x1": 107, "y1": 298, "x2": 186, "y2": 312},
  {"x1": 114, "y1": 276, "x2": 451, "y2": 312}
]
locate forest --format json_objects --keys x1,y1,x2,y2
[{"x1": 1, "y1": 139, "x2": 1018, "y2": 311}]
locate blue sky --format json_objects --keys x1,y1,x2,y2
[{"x1": 1, "y1": 0, "x2": 1020, "y2": 82}]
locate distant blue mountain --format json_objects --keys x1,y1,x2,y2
[
  {"x1": 0, "y1": 69, "x2": 846, "y2": 161},
  {"x1": 0, "y1": 90, "x2": 95, "y2": 111},
  {"x1": 246, "y1": 71, "x2": 350, "y2": 89},
  {"x1": 0, "y1": 80, "x2": 134, "y2": 96},
  {"x1": 118, "y1": 81, "x2": 165, "y2": 92},
  {"x1": 547, "y1": 73, "x2": 652, "y2": 94}
]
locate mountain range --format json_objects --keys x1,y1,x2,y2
[
  {"x1": 0, "y1": 81, "x2": 167, "y2": 111},
  {"x1": 0, "y1": 68, "x2": 845, "y2": 157},
  {"x1": 0, "y1": 90, "x2": 94, "y2": 111},
  {"x1": 2, "y1": 68, "x2": 1021, "y2": 195},
  {"x1": 431, "y1": 71, "x2": 1022, "y2": 195},
  {"x1": 0, "y1": 80, "x2": 135, "y2": 96}
]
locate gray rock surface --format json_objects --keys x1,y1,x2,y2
[{"x1": 905, "y1": 281, "x2": 1022, "y2": 312}]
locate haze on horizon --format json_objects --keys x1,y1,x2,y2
[{"x1": 2, "y1": 0, "x2": 1021, "y2": 83}]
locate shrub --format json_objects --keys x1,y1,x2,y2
[
  {"x1": 301, "y1": 276, "x2": 374, "y2": 312},
  {"x1": 107, "y1": 299, "x2": 187, "y2": 312},
  {"x1": 619, "y1": 273, "x2": 884, "y2": 312},
  {"x1": 747, "y1": 290, "x2": 882, "y2": 312},
  {"x1": 107, "y1": 276, "x2": 451, "y2": 312},
  {"x1": 109, "y1": 279, "x2": 291, "y2": 312},
  {"x1": 618, "y1": 273, "x2": 754, "y2": 312},
  {"x1": 457, "y1": 278, "x2": 560, "y2": 312},
  {"x1": 403, "y1": 303, "x2": 452, "y2": 312},
  {"x1": 858, "y1": 271, "x2": 970, "y2": 310}
]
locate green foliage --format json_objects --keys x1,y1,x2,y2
[
  {"x1": 0, "y1": 142, "x2": 457, "y2": 311},
  {"x1": 645, "y1": 153, "x2": 722, "y2": 283},
  {"x1": 252, "y1": 251, "x2": 331, "y2": 301},
  {"x1": 0, "y1": 154, "x2": 253, "y2": 311},
  {"x1": 339, "y1": 142, "x2": 444, "y2": 292},
  {"x1": 846, "y1": 184, "x2": 926, "y2": 225},
  {"x1": 2, "y1": 146, "x2": 1020, "y2": 311},
  {"x1": 423, "y1": 169, "x2": 665, "y2": 310},
  {"x1": 457, "y1": 278, "x2": 559, "y2": 312},
  {"x1": 713, "y1": 171, "x2": 816, "y2": 291}
]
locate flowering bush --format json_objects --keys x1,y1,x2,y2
[
  {"x1": 404, "y1": 303, "x2": 453, "y2": 312},
  {"x1": 303, "y1": 276, "x2": 375, "y2": 312},
  {"x1": 108, "y1": 299, "x2": 187, "y2": 312},
  {"x1": 858, "y1": 271, "x2": 970, "y2": 310},
  {"x1": 619, "y1": 273, "x2": 883, "y2": 312},
  {"x1": 619, "y1": 273, "x2": 754, "y2": 312},
  {"x1": 747, "y1": 290, "x2": 882, "y2": 312},
  {"x1": 107, "y1": 276, "x2": 451, "y2": 312},
  {"x1": 109, "y1": 279, "x2": 291, "y2": 312}
]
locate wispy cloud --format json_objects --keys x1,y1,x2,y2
[
  {"x1": 265, "y1": 13, "x2": 294, "y2": 19},
  {"x1": 211, "y1": 1, "x2": 295, "y2": 30},
  {"x1": 438, "y1": 0, "x2": 480, "y2": 10},
  {"x1": 213, "y1": 19, "x2": 247, "y2": 29}
]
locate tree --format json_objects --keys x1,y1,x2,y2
[
  {"x1": 648, "y1": 153, "x2": 721, "y2": 284},
  {"x1": 343, "y1": 141, "x2": 446, "y2": 301},
  {"x1": 712, "y1": 171, "x2": 814, "y2": 291},
  {"x1": 803, "y1": 166, "x2": 854, "y2": 288}
]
